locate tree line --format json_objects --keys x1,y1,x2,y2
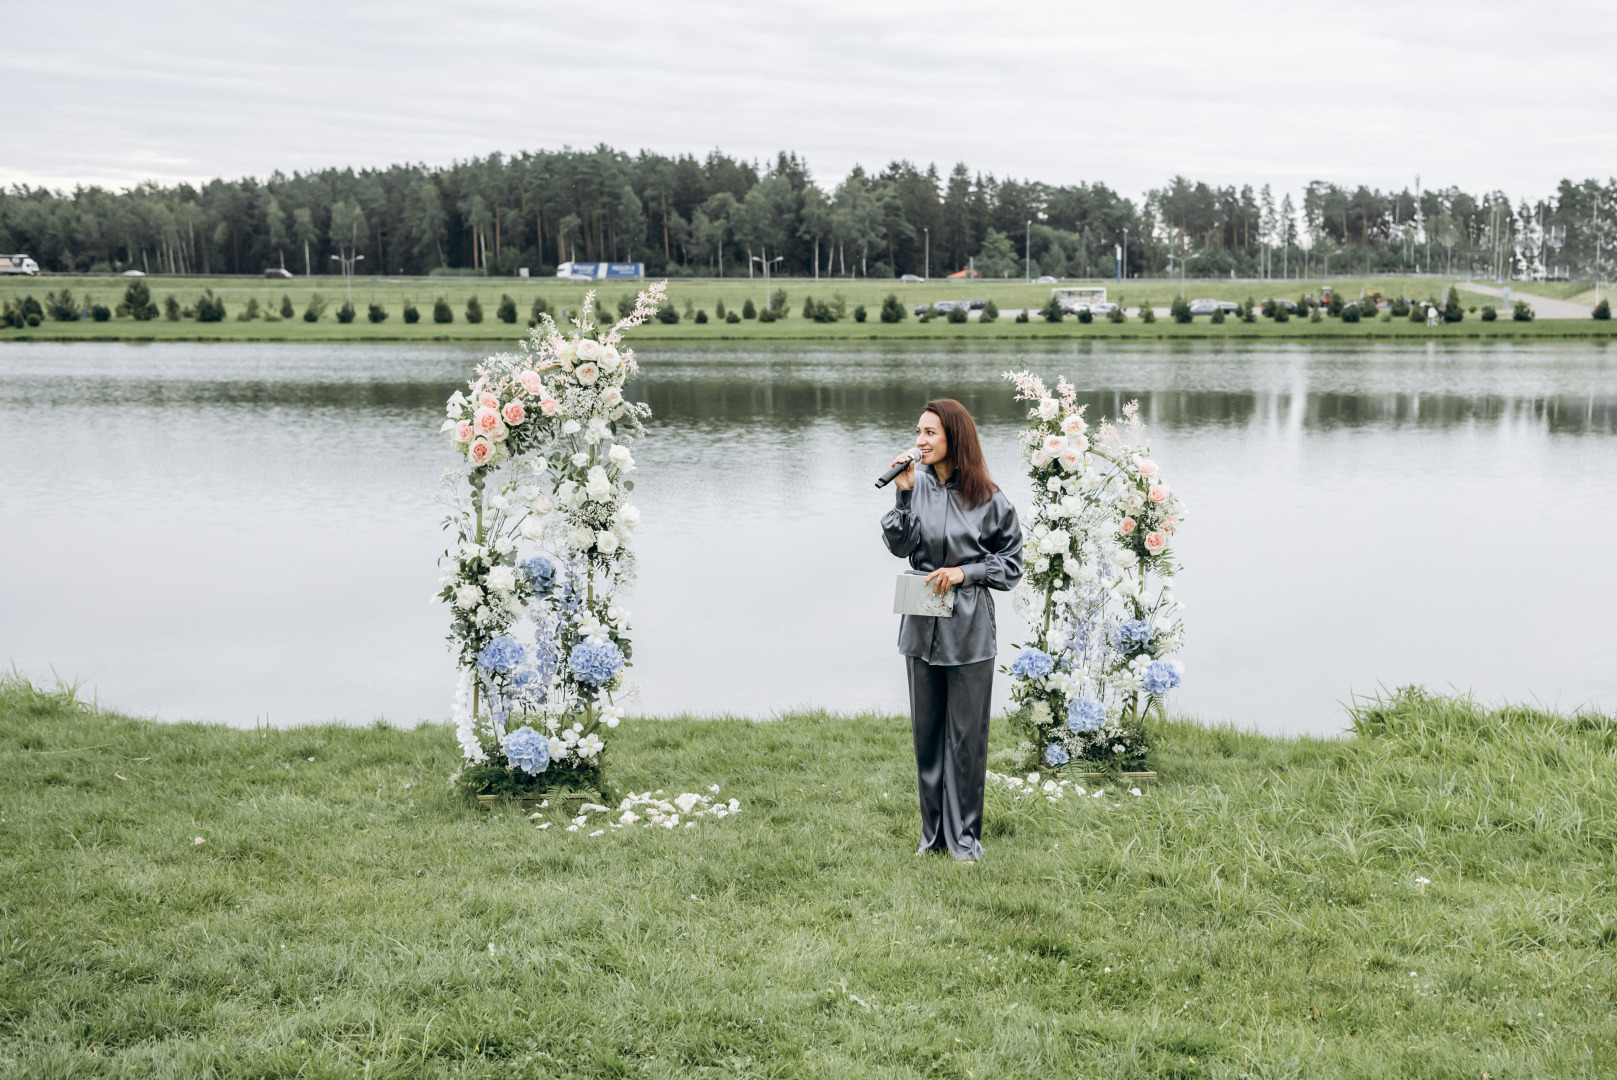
[{"x1": 2, "y1": 146, "x2": 1612, "y2": 281}]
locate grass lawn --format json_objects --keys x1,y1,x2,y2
[
  {"x1": 3, "y1": 678, "x2": 1613, "y2": 1078},
  {"x1": 4, "y1": 274, "x2": 1612, "y2": 344}
]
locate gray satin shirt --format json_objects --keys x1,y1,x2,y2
[{"x1": 881, "y1": 464, "x2": 1024, "y2": 666}]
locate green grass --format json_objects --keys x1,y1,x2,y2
[
  {"x1": 3, "y1": 677, "x2": 1615, "y2": 1078},
  {"x1": 4, "y1": 274, "x2": 1612, "y2": 344}
]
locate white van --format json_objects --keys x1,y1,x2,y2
[{"x1": 0, "y1": 254, "x2": 40, "y2": 275}]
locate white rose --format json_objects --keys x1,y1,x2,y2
[
  {"x1": 599, "y1": 344, "x2": 621, "y2": 370},
  {"x1": 1042, "y1": 433, "x2": 1067, "y2": 455},
  {"x1": 576, "y1": 338, "x2": 602, "y2": 362},
  {"x1": 614, "y1": 504, "x2": 640, "y2": 531},
  {"x1": 519, "y1": 516, "x2": 544, "y2": 540},
  {"x1": 453, "y1": 584, "x2": 481, "y2": 609},
  {"x1": 562, "y1": 419, "x2": 582, "y2": 435},
  {"x1": 608, "y1": 444, "x2": 634, "y2": 470},
  {"x1": 1062, "y1": 413, "x2": 1087, "y2": 437},
  {"x1": 1032, "y1": 522, "x2": 1049, "y2": 539},
  {"x1": 601, "y1": 386, "x2": 624, "y2": 407},
  {"x1": 571, "y1": 451, "x2": 590, "y2": 467},
  {"x1": 1058, "y1": 449, "x2": 1083, "y2": 472},
  {"x1": 1045, "y1": 476, "x2": 1061, "y2": 492},
  {"x1": 1038, "y1": 529, "x2": 1070, "y2": 555},
  {"x1": 1034, "y1": 557, "x2": 1050, "y2": 572},
  {"x1": 527, "y1": 493, "x2": 551, "y2": 514},
  {"x1": 1038, "y1": 398, "x2": 1059, "y2": 420},
  {"x1": 568, "y1": 527, "x2": 595, "y2": 550},
  {"x1": 585, "y1": 467, "x2": 613, "y2": 501},
  {"x1": 554, "y1": 340, "x2": 577, "y2": 364},
  {"x1": 557, "y1": 480, "x2": 582, "y2": 507},
  {"x1": 595, "y1": 530, "x2": 620, "y2": 553},
  {"x1": 575, "y1": 362, "x2": 600, "y2": 385},
  {"x1": 485, "y1": 565, "x2": 517, "y2": 593},
  {"x1": 492, "y1": 534, "x2": 515, "y2": 554},
  {"x1": 1030, "y1": 448, "x2": 1050, "y2": 467}
]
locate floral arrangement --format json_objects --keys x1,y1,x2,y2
[
  {"x1": 999, "y1": 369, "x2": 1187, "y2": 772},
  {"x1": 441, "y1": 283, "x2": 666, "y2": 800}
]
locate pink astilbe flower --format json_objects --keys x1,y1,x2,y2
[{"x1": 1056, "y1": 375, "x2": 1079, "y2": 412}]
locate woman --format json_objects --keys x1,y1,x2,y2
[{"x1": 881, "y1": 399, "x2": 1023, "y2": 861}]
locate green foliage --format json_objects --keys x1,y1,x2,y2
[
  {"x1": 714, "y1": 298, "x2": 726, "y2": 319},
  {"x1": 1390, "y1": 297, "x2": 1410, "y2": 317},
  {"x1": 725, "y1": 310, "x2": 740, "y2": 323},
  {"x1": 1239, "y1": 297, "x2": 1256, "y2": 322},
  {"x1": 195, "y1": 289, "x2": 226, "y2": 322},
  {"x1": 236, "y1": 297, "x2": 261, "y2": 321},
  {"x1": 4, "y1": 680, "x2": 1617, "y2": 1078},
  {"x1": 25, "y1": 311, "x2": 40, "y2": 327},
  {"x1": 335, "y1": 301, "x2": 355, "y2": 324},
  {"x1": 89, "y1": 300, "x2": 111, "y2": 322},
  {"x1": 975, "y1": 227, "x2": 1020, "y2": 278},
  {"x1": 165, "y1": 295, "x2": 182, "y2": 321},
  {"x1": 879, "y1": 293, "x2": 906, "y2": 323},
  {"x1": 303, "y1": 293, "x2": 327, "y2": 322},
  {"x1": 1309, "y1": 306, "x2": 1323, "y2": 322},
  {"x1": 1511, "y1": 300, "x2": 1534, "y2": 322},
  {"x1": 982, "y1": 299, "x2": 999, "y2": 322},
  {"x1": 44, "y1": 289, "x2": 79, "y2": 321},
  {"x1": 496, "y1": 294, "x2": 517, "y2": 324},
  {"x1": 757, "y1": 308, "x2": 776, "y2": 323},
  {"x1": 802, "y1": 296, "x2": 816, "y2": 319},
  {"x1": 741, "y1": 298, "x2": 757, "y2": 319},
  {"x1": 768, "y1": 289, "x2": 789, "y2": 318},
  {"x1": 280, "y1": 294, "x2": 294, "y2": 319},
  {"x1": 1410, "y1": 302, "x2": 1426, "y2": 322},
  {"x1": 655, "y1": 302, "x2": 680, "y2": 324},
  {"x1": 1326, "y1": 293, "x2": 1344, "y2": 317},
  {"x1": 367, "y1": 302, "x2": 388, "y2": 323},
  {"x1": 1480, "y1": 305, "x2": 1497, "y2": 321},
  {"x1": 433, "y1": 297, "x2": 453, "y2": 323},
  {"x1": 530, "y1": 295, "x2": 549, "y2": 320},
  {"x1": 1208, "y1": 307, "x2": 1223, "y2": 324},
  {"x1": 946, "y1": 304, "x2": 968, "y2": 323},
  {"x1": 1039, "y1": 296, "x2": 1064, "y2": 322},
  {"x1": 1107, "y1": 303, "x2": 1126, "y2": 323},
  {"x1": 853, "y1": 304, "x2": 866, "y2": 323},
  {"x1": 1078, "y1": 307, "x2": 1095, "y2": 324},
  {"x1": 118, "y1": 279, "x2": 158, "y2": 319},
  {"x1": 1169, "y1": 295, "x2": 1192, "y2": 323},
  {"x1": 1273, "y1": 302, "x2": 1290, "y2": 322},
  {"x1": 1138, "y1": 302, "x2": 1154, "y2": 324},
  {"x1": 403, "y1": 301, "x2": 420, "y2": 324},
  {"x1": 1444, "y1": 285, "x2": 1465, "y2": 323},
  {"x1": 464, "y1": 296, "x2": 483, "y2": 323},
  {"x1": 1340, "y1": 303, "x2": 1360, "y2": 324},
  {"x1": 1594, "y1": 298, "x2": 1611, "y2": 320},
  {"x1": 616, "y1": 294, "x2": 635, "y2": 320},
  {"x1": 694, "y1": 309, "x2": 708, "y2": 323}
]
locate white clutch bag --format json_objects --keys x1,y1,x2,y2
[{"x1": 894, "y1": 572, "x2": 956, "y2": 617}]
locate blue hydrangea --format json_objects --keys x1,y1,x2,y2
[
  {"x1": 1067, "y1": 695, "x2": 1107, "y2": 732},
  {"x1": 1142, "y1": 659, "x2": 1182, "y2": 696},
  {"x1": 569, "y1": 639, "x2": 625, "y2": 686},
  {"x1": 519, "y1": 555, "x2": 555, "y2": 587},
  {"x1": 1009, "y1": 648, "x2": 1055, "y2": 679},
  {"x1": 1112, "y1": 619, "x2": 1155, "y2": 652},
  {"x1": 501, "y1": 725, "x2": 551, "y2": 775},
  {"x1": 477, "y1": 635, "x2": 525, "y2": 674},
  {"x1": 1043, "y1": 743, "x2": 1070, "y2": 767}
]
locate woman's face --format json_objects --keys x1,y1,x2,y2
[{"x1": 915, "y1": 411, "x2": 948, "y2": 466}]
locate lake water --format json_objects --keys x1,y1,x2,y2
[{"x1": 3, "y1": 339, "x2": 1614, "y2": 735}]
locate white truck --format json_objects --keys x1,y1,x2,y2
[{"x1": 0, "y1": 254, "x2": 40, "y2": 275}]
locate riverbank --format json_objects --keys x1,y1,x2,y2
[
  {"x1": 4, "y1": 677, "x2": 1611, "y2": 1077},
  {"x1": 5, "y1": 273, "x2": 1611, "y2": 344}
]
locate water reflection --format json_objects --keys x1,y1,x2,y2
[{"x1": 1, "y1": 340, "x2": 1613, "y2": 734}]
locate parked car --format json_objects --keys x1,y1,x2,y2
[
  {"x1": 966, "y1": 298, "x2": 988, "y2": 310},
  {"x1": 1262, "y1": 298, "x2": 1297, "y2": 313},
  {"x1": 1187, "y1": 298, "x2": 1223, "y2": 316},
  {"x1": 264, "y1": 267, "x2": 294, "y2": 279},
  {"x1": 121, "y1": 269, "x2": 145, "y2": 276},
  {"x1": 1035, "y1": 275, "x2": 1058, "y2": 284},
  {"x1": 899, "y1": 273, "x2": 924, "y2": 283},
  {"x1": 913, "y1": 300, "x2": 961, "y2": 316},
  {"x1": 0, "y1": 254, "x2": 40, "y2": 275}
]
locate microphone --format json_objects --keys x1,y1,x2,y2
[{"x1": 875, "y1": 447, "x2": 922, "y2": 488}]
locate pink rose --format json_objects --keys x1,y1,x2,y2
[
  {"x1": 502, "y1": 400, "x2": 526, "y2": 425},
  {"x1": 1139, "y1": 459, "x2": 1158, "y2": 478},
  {"x1": 1120, "y1": 517, "x2": 1136, "y2": 534},
  {"x1": 519, "y1": 370, "x2": 543, "y2": 394},
  {"x1": 473, "y1": 407, "x2": 503, "y2": 437},
  {"x1": 601, "y1": 386, "x2": 624, "y2": 407},
  {"x1": 1042, "y1": 433, "x2": 1067, "y2": 455},
  {"x1": 466, "y1": 438, "x2": 495, "y2": 466},
  {"x1": 478, "y1": 393, "x2": 500, "y2": 411},
  {"x1": 576, "y1": 338, "x2": 602, "y2": 362},
  {"x1": 1058, "y1": 450, "x2": 1082, "y2": 471},
  {"x1": 1148, "y1": 485, "x2": 1168, "y2": 503},
  {"x1": 539, "y1": 397, "x2": 559, "y2": 416},
  {"x1": 1144, "y1": 531, "x2": 1169, "y2": 556},
  {"x1": 1161, "y1": 516, "x2": 1178, "y2": 534},
  {"x1": 453, "y1": 420, "x2": 474, "y2": 443},
  {"x1": 1062, "y1": 413, "x2": 1087, "y2": 437},
  {"x1": 574, "y1": 362, "x2": 600, "y2": 385},
  {"x1": 1030, "y1": 448, "x2": 1050, "y2": 467}
]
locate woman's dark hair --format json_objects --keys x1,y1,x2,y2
[{"x1": 922, "y1": 398, "x2": 997, "y2": 509}]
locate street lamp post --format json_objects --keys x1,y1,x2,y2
[
  {"x1": 330, "y1": 251, "x2": 364, "y2": 310},
  {"x1": 1025, "y1": 220, "x2": 1032, "y2": 282},
  {"x1": 1164, "y1": 245, "x2": 1196, "y2": 298},
  {"x1": 751, "y1": 248, "x2": 784, "y2": 314},
  {"x1": 924, "y1": 228, "x2": 929, "y2": 281}
]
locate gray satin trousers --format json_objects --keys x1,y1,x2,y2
[{"x1": 907, "y1": 655, "x2": 994, "y2": 860}]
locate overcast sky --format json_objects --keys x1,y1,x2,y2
[{"x1": 6, "y1": 0, "x2": 1613, "y2": 202}]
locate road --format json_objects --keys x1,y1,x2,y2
[{"x1": 1457, "y1": 283, "x2": 1593, "y2": 319}]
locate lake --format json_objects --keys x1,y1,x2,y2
[{"x1": 2, "y1": 339, "x2": 1614, "y2": 735}]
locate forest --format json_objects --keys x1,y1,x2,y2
[{"x1": 2, "y1": 146, "x2": 1612, "y2": 281}]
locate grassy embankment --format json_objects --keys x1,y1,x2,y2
[
  {"x1": 3, "y1": 676, "x2": 1613, "y2": 1077},
  {"x1": 3, "y1": 274, "x2": 1611, "y2": 344}
]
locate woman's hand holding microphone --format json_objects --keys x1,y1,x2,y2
[{"x1": 889, "y1": 449, "x2": 917, "y2": 491}]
